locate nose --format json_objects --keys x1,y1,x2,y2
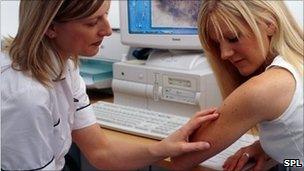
[
  {"x1": 220, "y1": 41, "x2": 234, "y2": 60},
  {"x1": 98, "y1": 18, "x2": 112, "y2": 37}
]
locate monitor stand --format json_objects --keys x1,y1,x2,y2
[{"x1": 145, "y1": 49, "x2": 208, "y2": 71}]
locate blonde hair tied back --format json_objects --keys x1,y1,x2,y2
[{"x1": 3, "y1": 0, "x2": 104, "y2": 87}]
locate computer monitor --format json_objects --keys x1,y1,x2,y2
[{"x1": 119, "y1": 0, "x2": 202, "y2": 50}]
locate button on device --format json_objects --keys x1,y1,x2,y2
[{"x1": 138, "y1": 74, "x2": 143, "y2": 79}]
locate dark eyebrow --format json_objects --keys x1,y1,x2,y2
[
  {"x1": 85, "y1": 9, "x2": 109, "y2": 21},
  {"x1": 83, "y1": 3, "x2": 110, "y2": 21}
]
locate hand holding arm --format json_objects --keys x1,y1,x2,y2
[{"x1": 150, "y1": 108, "x2": 219, "y2": 158}]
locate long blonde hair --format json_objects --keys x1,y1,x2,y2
[
  {"x1": 198, "y1": 0, "x2": 303, "y2": 98},
  {"x1": 3, "y1": 0, "x2": 104, "y2": 87}
]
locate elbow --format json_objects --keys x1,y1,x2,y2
[
  {"x1": 85, "y1": 151, "x2": 112, "y2": 170},
  {"x1": 91, "y1": 158, "x2": 114, "y2": 170},
  {"x1": 91, "y1": 157, "x2": 104, "y2": 170},
  {"x1": 86, "y1": 153, "x2": 104, "y2": 169}
]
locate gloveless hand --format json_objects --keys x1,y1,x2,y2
[
  {"x1": 150, "y1": 108, "x2": 219, "y2": 158},
  {"x1": 223, "y1": 140, "x2": 278, "y2": 171}
]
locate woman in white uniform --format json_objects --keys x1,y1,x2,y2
[
  {"x1": 171, "y1": 1, "x2": 303, "y2": 171},
  {"x1": 1, "y1": 0, "x2": 219, "y2": 170}
]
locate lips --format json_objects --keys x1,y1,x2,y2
[
  {"x1": 233, "y1": 59, "x2": 244, "y2": 64},
  {"x1": 92, "y1": 41, "x2": 102, "y2": 46},
  {"x1": 231, "y1": 58, "x2": 245, "y2": 67}
]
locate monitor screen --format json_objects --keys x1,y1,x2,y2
[{"x1": 119, "y1": 0, "x2": 202, "y2": 50}]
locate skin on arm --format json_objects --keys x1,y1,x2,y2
[
  {"x1": 72, "y1": 109, "x2": 219, "y2": 170},
  {"x1": 171, "y1": 68, "x2": 295, "y2": 170}
]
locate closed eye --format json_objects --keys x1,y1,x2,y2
[
  {"x1": 87, "y1": 22, "x2": 98, "y2": 27},
  {"x1": 227, "y1": 37, "x2": 239, "y2": 43},
  {"x1": 85, "y1": 18, "x2": 98, "y2": 27}
]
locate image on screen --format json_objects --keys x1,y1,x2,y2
[{"x1": 128, "y1": 0, "x2": 201, "y2": 35}]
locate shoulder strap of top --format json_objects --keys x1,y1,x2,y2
[{"x1": 266, "y1": 56, "x2": 300, "y2": 80}]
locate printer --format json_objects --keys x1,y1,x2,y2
[{"x1": 112, "y1": 50, "x2": 222, "y2": 118}]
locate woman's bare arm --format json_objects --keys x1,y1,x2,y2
[{"x1": 171, "y1": 68, "x2": 295, "y2": 169}]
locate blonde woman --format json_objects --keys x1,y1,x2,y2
[
  {"x1": 172, "y1": 1, "x2": 303, "y2": 170},
  {"x1": 0, "y1": 0, "x2": 219, "y2": 170}
]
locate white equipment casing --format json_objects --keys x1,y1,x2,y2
[{"x1": 112, "y1": 52, "x2": 222, "y2": 118}]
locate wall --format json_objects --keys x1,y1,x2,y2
[
  {"x1": 1, "y1": 1, "x2": 303, "y2": 38},
  {"x1": 0, "y1": 0, "x2": 120, "y2": 38}
]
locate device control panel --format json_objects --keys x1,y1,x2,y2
[{"x1": 161, "y1": 75, "x2": 197, "y2": 104}]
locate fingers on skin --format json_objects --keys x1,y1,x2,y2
[
  {"x1": 182, "y1": 113, "x2": 219, "y2": 136},
  {"x1": 198, "y1": 113, "x2": 219, "y2": 123},
  {"x1": 223, "y1": 156, "x2": 232, "y2": 169},
  {"x1": 234, "y1": 153, "x2": 250, "y2": 171},
  {"x1": 166, "y1": 109, "x2": 218, "y2": 156},
  {"x1": 193, "y1": 108, "x2": 217, "y2": 118},
  {"x1": 225, "y1": 155, "x2": 241, "y2": 171},
  {"x1": 223, "y1": 150, "x2": 244, "y2": 171},
  {"x1": 181, "y1": 141, "x2": 211, "y2": 153},
  {"x1": 167, "y1": 112, "x2": 218, "y2": 142},
  {"x1": 186, "y1": 108, "x2": 218, "y2": 135}
]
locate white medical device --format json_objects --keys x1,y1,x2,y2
[{"x1": 112, "y1": 50, "x2": 222, "y2": 118}]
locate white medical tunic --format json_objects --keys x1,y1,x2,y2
[{"x1": 1, "y1": 52, "x2": 97, "y2": 170}]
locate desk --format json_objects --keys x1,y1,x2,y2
[{"x1": 87, "y1": 89, "x2": 215, "y2": 171}]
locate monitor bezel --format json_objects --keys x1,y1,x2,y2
[{"x1": 119, "y1": 1, "x2": 202, "y2": 50}]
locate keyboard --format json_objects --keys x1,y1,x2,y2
[{"x1": 92, "y1": 101, "x2": 189, "y2": 140}]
